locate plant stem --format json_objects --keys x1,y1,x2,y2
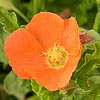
[
  {"x1": 13, "y1": 7, "x2": 29, "y2": 23},
  {"x1": 32, "y1": 0, "x2": 38, "y2": 15},
  {"x1": 93, "y1": 1, "x2": 100, "y2": 32},
  {"x1": 41, "y1": 0, "x2": 46, "y2": 11},
  {"x1": 93, "y1": 12, "x2": 100, "y2": 32}
]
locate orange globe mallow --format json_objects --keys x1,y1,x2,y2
[{"x1": 4, "y1": 12, "x2": 82, "y2": 91}]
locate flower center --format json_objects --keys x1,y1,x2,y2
[{"x1": 41, "y1": 43, "x2": 68, "y2": 69}]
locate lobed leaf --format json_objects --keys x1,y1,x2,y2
[
  {"x1": 3, "y1": 71, "x2": 31, "y2": 100},
  {"x1": 0, "y1": 28, "x2": 8, "y2": 65},
  {"x1": 74, "y1": 29, "x2": 100, "y2": 79},
  {"x1": 31, "y1": 80, "x2": 60, "y2": 100},
  {"x1": 0, "y1": 7, "x2": 19, "y2": 33},
  {"x1": 0, "y1": 7, "x2": 19, "y2": 65}
]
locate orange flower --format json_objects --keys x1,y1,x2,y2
[{"x1": 4, "y1": 12, "x2": 82, "y2": 91}]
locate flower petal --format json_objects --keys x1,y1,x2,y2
[
  {"x1": 58, "y1": 44, "x2": 82, "y2": 88},
  {"x1": 63, "y1": 17, "x2": 80, "y2": 55},
  {"x1": 4, "y1": 28, "x2": 44, "y2": 79},
  {"x1": 24, "y1": 65, "x2": 62, "y2": 91},
  {"x1": 24, "y1": 44, "x2": 81, "y2": 91},
  {"x1": 26, "y1": 12, "x2": 65, "y2": 50}
]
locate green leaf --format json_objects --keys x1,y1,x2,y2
[
  {"x1": 26, "y1": 95, "x2": 40, "y2": 100},
  {"x1": 0, "y1": 28, "x2": 8, "y2": 65},
  {"x1": 3, "y1": 71, "x2": 31, "y2": 100},
  {"x1": 0, "y1": 7, "x2": 19, "y2": 64},
  {"x1": 0, "y1": 0, "x2": 15, "y2": 10},
  {"x1": 74, "y1": 29, "x2": 100, "y2": 81},
  {"x1": 74, "y1": 28, "x2": 100, "y2": 78},
  {"x1": 61, "y1": 94, "x2": 73, "y2": 100},
  {"x1": 83, "y1": 30, "x2": 100, "y2": 49},
  {"x1": 0, "y1": 7, "x2": 19, "y2": 65},
  {"x1": 79, "y1": 29, "x2": 100, "y2": 49},
  {"x1": 76, "y1": 43, "x2": 100, "y2": 80},
  {"x1": 91, "y1": 67, "x2": 100, "y2": 76},
  {"x1": 73, "y1": 88, "x2": 86, "y2": 100},
  {"x1": 87, "y1": 76, "x2": 100, "y2": 88},
  {"x1": 86, "y1": 76, "x2": 100, "y2": 100},
  {"x1": 31, "y1": 80, "x2": 51, "y2": 100},
  {"x1": 72, "y1": 88, "x2": 93, "y2": 100},
  {"x1": 31, "y1": 80, "x2": 60, "y2": 100},
  {"x1": 0, "y1": 0, "x2": 29, "y2": 22},
  {"x1": 20, "y1": 25, "x2": 26, "y2": 28},
  {"x1": 0, "y1": 7, "x2": 19, "y2": 33}
]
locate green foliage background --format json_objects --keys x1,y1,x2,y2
[{"x1": 0, "y1": 0, "x2": 100, "y2": 100}]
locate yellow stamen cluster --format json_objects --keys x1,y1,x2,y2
[{"x1": 41, "y1": 43, "x2": 68, "y2": 69}]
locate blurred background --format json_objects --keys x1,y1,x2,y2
[{"x1": 0, "y1": 0, "x2": 99, "y2": 100}]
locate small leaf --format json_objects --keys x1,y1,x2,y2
[
  {"x1": 31, "y1": 80, "x2": 52, "y2": 100},
  {"x1": 73, "y1": 88, "x2": 85, "y2": 100},
  {"x1": 80, "y1": 29, "x2": 100, "y2": 49},
  {"x1": 20, "y1": 25, "x2": 26, "y2": 28},
  {"x1": 26, "y1": 95, "x2": 40, "y2": 100},
  {"x1": 31, "y1": 80, "x2": 60, "y2": 100},
  {"x1": 61, "y1": 94, "x2": 73, "y2": 100},
  {"x1": 0, "y1": 0, "x2": 29, "y2": 22},
  {"x1": 86, "y1": 76, "x2": 100, "y2": 100},
  {"x1": 0, "y1": 7, "x2": 19, "y2": 33},
  {"x1": 3, "y1": 71, "x2": 31, "y2": 100},
  {"x1": 80, "y1": 31, "x2": 94, "y2": 44},
  {"x1": 87, "y1": 76, "x2": 100, "y2": 88},
  {"x1": 72, "y1": 88, "x2": 94, "y2": 100}
]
